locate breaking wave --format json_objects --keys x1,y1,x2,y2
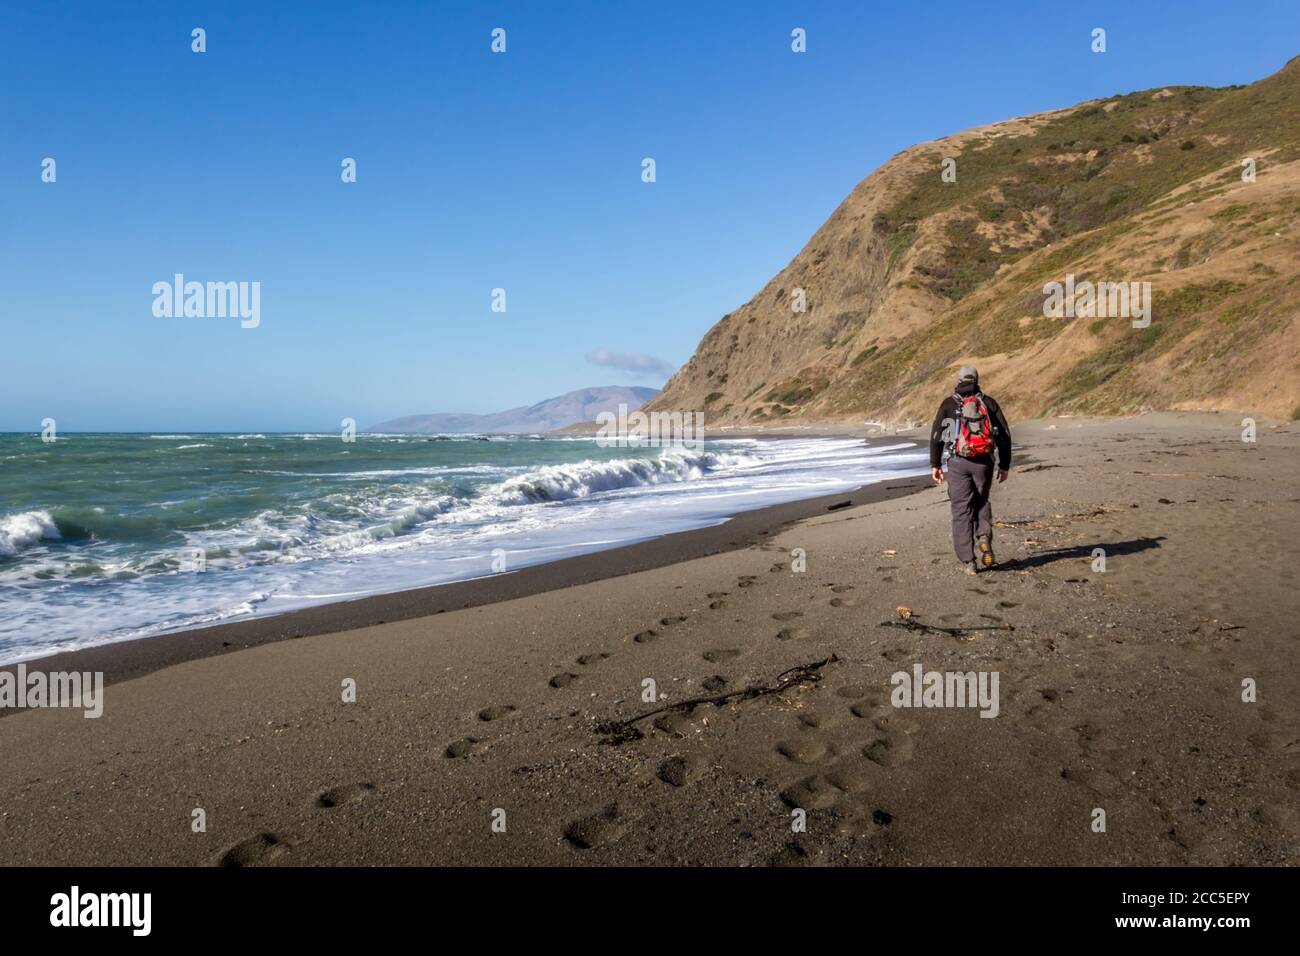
[{"x1": 0, "y1": 510, "x2": 61, "y2": 558}]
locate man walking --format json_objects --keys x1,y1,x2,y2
[{"x1": 929, "y1": 367, "x2": 1011, "y2": 574}]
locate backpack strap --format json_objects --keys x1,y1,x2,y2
[{"x1": 947, "y1": 394, "x2": 962, "y2": 452}]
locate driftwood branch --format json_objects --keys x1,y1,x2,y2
[
  {"x1": 879, "y1": 618, "x2": 1016, "y2": 638},
  {"x1": 595, "y1": 656, "x2": 838, "y2": 745}
]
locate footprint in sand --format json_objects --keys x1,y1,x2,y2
[
  {"x1": 768, "y1": 840, "x2": 816, "y2": 866},
  {"x1": 831, "y1": 798, "x2": 899, "y2": 837},
  {"x1": 702, "y1": 675, "x2": 728, "y2": 692},
  {"x1": 829, "y1": 597, "x2": 860, "y2": 608},
  {"x1": 870, "y1": 712, "x2": 921, "y2": 736},
  {"x1": 632, "y1": 629, "x2": 660, "y2": 644},
  {"x1": 576, "y1": 652, "x2": 610, "y2": 666},
  {"x1": 709, "y1": 600, "x2": 728, "y2": 610},
  {"x1": 315, "y1": 782, "x2": 377, "y2": 808},
  {"x1": 1212, "y1": 796, "x2": 1263, "y2": 839},
  {"x1": 657, "y1": 754, "x2": 701, "y2": 787},
  {"x1": 564, "y1": 804, "x2": 630, "y2": 849},
  {"x1": 776, "y1": 738, "x2": 829, "y2": 764},
  {"x1": 660, "y1": 615, "x2": 690, "y2": 626},
  {"x1": 217, "y1": 832, "x2": 289, "y2": 867},
  {"x1": 1163, "y1": 821, "x2": 1205, "y2": 852},
  {"x1": 549, "y1": 672, "x2": 580, "y2": 689},
  {"x1": 779, "y1": 774, "x2": 840, "y2": 810},
  {"x1": 445, "y1": 737, "x2": 484, "y2": 758},
  {"x1": 477, "y1": 704, "x2": 517, "y2": 722},
  {"x1": 825, "y1": 762, "x2": 872, "y2": 794},
  {"x1": 776, "y1": 626, "x2": 807, "y2": 641},
  {"x1": 701, "y1": 647, "x2": 742, "y2": 663},
  {"x1": 863, "y1": 736, "x2": 915, "y2": 767},
  {"x1": 1060, "y1": 765, "x2": 1121, "y2": 796},
  {"x1": 850, "y1": 697, "x2": 921, "y2": 736},
  {"x1": 1247, "y1": 731, "x2": 1283, "y2": 753},
  {"x1": 772, "y1": 611, "x2": 803, "y2": 622},
  {"x1": 829, "y1": 585, "x2": 855, "y2": 593},
  {"x1": 707, "y1": 591, "x2": 729, "y2": 600},
  {"x1": 653, "y1": 707, "x2": 703, "y2": 737},
  {"x1": 769, "y1": 563, "x2": 786, "y2": 573}
]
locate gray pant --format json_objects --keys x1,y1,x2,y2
[{"x1": 947, "y1": 456, "x2": 994, "y2": 562}]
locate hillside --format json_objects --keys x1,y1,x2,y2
[
  {"x1": 648, "y1": 57, "x2": 1300, "y2": 426},
  {"x1": 367, "y1": 386, "x2": 658, "y2": 434}
]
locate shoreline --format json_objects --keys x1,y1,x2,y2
[{"x1": 2, "y1": 470, "x2": 932, "y2": 691}]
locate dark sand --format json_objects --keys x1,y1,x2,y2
[{"x1": 2, "y1": 413, "x2": 1297, "y2": 866}]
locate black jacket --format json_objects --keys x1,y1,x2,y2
[{"x1": 928, "y1": 384, "x2": 1011, "y2": 469}]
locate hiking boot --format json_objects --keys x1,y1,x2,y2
[
  {"x1": 977, "y1": 535, "x2": 995, "y2": 568},
  {"x1": 964, "y1": 561, "x2": 979, "y2": 576}
]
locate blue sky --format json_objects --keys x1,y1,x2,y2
[{"x1": 1, "y1": 0, "x2": 1295, "y2": 431}]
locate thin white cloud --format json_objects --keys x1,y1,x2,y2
[{"x1": 584, "y1": 348, "x2": 674, "y2": 378}]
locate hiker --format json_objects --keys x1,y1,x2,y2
[{"x1": 929, "y1": 367, "x2": 1011, "y2": 575}]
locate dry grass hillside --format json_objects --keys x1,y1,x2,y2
[{"x1": 648, "y1": 57, "x2": 1300, "y2": 426}]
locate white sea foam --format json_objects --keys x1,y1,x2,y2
[
  {"x1": 488, "y1": 449, "x2": 738, "y2": 504},
  {"x1": 0, "y1": 510, "x2": 61, "y2": 558},
  {"x1": 215, "y1": 448, "x2": 750, "y2": 562}
]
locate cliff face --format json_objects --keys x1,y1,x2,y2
[{"x1": 649, "y1": 58, "x2": 1300, "y2": 426}]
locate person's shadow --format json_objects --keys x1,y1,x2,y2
[{"x1": 997, "y1": 536, "x2": 1165, "y2": 571}]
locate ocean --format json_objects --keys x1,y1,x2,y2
[{"x1": 0, "y1": 432, "x2": 928, "y2": 663}]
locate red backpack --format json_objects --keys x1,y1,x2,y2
[{"x1": 951, "y1": 392, "x2": 994, "y2": 458}]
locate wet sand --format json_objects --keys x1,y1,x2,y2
[{"x1": 1, "y1": 413, "x2": 1297, "y2": 866}]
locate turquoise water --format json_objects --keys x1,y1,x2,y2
[{"x1": 0, "y1": 432, "x2": 927, "y2": 661}]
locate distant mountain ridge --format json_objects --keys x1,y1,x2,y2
[
  {"x1": 648, "y1": 57, "x2": 1300, "y2": 425},
  {"x1": 367, "y1": 386, "x2": 659, "y2": 434}
]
